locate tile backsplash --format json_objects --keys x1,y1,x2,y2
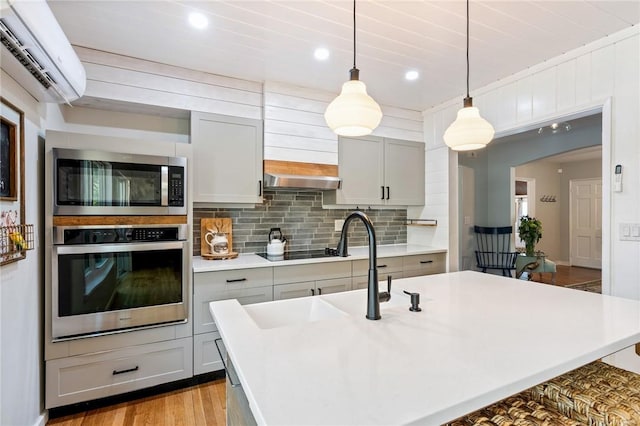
[{"x1": 194, "y1": 190, "x2": 407, "y2": 256}]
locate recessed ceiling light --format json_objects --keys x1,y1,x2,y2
[
  {"x1": 188, "y1": 12, "x2": 208, "y2": 30},
  {"x1": 405, "y1": 70, "x2": 419, "y2": 81},
  {"x1": 314, "y1": 47, "x2": 330, "y2": 61}
]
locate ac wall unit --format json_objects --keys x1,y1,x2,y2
[{"x1": 0, "y1": 0, "x2": 86, "y2": 103}]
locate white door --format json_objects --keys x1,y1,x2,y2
[{"x1": 570, "y1": 178, "x2": 602, "y2": 268}]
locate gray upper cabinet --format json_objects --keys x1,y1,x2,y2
[
  {"x1": 325, "y1": 136, "x2": 425, "y2": 206},
  {"x1": 191, "y1": 111, "x2": 263, "y2": 204},
  {"x1": 384, "y1": 138, "x2": 425, "y2": 206}
]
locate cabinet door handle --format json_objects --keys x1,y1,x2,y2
[
  {"x1": 386, "y1": 186, "x2": 390, "y2": 200},
  {"x1": 258, "y1": 180, "x2": 262, "y2": 196},
  {"x1": 317, "y1": 288, "x2": 322, "y2": 295},
  {"x1": 226, "y1": 278, "x2": 247, "y2": 283},
  {"x1": 378, "y1": 264, "x2": 388, "y2": 268},
  {"x1": 381, "y1": 186, "x2": 385, "y2": 200},
  {"x1": 113, "y1": 366, "x2": 139, "y2": 375},
  {"x1": 420, "y1": 260, "x2": 434, "y2": 264},
  {"x1": 310, "y1": 288, "x2": 315, "y2": 296}
]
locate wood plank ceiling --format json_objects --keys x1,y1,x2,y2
[{"x1": 48, "y1": 1, "x2": 639, "y2": 111}]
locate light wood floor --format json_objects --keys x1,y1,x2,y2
[
  {"x1": 528, "y1": 264, "x2": 601, "y2": 293},
  {"x1": 47, "y1": 379, "x2": 226, "y2": 426},
  {"x1": 530, "y1": 264, "x2": 601, "y2": 286}
]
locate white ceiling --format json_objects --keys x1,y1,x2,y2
[{"x1": 47, "y1": 1, "x2": 639, "y2": 111}]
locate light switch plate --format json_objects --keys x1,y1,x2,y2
[
  {"x1": 620, "y1": 223, "x2": 640, "y2": 241},
  {"x1": 335, "y1": 219, "x2": 345, "y2": 232}
]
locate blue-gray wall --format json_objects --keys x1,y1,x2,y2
[{"x1": 459, "y1": 114, "x2": 602, "y2": 228}]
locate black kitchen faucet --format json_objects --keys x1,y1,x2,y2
[{"x1": 336, "y1": 211, "x2": 391, "y2": 320}]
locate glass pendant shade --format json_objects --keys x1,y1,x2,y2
[
  {"x1": 444, "y1": 105, "x2": 495, "y2": 151},
  {"x1": 325, "y1": 79, "x2": 383, "y2": 137},
  {"x1": 444, "y1": 0, "x2": 494, "y2": 151}
]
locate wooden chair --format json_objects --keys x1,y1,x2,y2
[{"x1": 473, "y1": 226, "x2": 518, "y2": 277}]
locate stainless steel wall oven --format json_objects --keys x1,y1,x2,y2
[
  {"x1": 52, "y1": 148, "x2": 186, "y2": 216},
  {"x1": 51, "y1": 224, "x2": 189, "y2": 340}
]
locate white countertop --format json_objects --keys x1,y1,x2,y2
[
  {"x1": 210, "y1": 271, "x2": 640, "y2": 425},
  {"x1": 193, "y1": 244, "x2": 446, "y2": 272}
]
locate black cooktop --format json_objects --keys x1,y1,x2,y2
[{"x1": 256, "y1": 248, "x2": 340, "y2": 261}]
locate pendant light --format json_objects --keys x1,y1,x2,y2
[
  {"x1": 324, "y1": 0, "x2": 382, "y2": 137},
  {"x1": 443, "y1": 0, "x2": 494, "y2": 151}
]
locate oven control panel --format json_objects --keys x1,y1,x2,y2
[{"x1": 56, "y1": 226, "x2": 185, "y2": 245}]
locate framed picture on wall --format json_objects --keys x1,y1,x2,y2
[
  {"x1": 0, "y1": 115, "x2": 17, "y2": 200},
  {"x1": 0, "y1": 97, "x2": 30, "y2": 266}
]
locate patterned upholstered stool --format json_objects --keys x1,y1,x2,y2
[
  {"x1": 529, "y1": 361, "x2": 640, "y2": 426},
  {"x1": 445, "y1": 361, "x2": 640, "y2": 426},
  {"x1": 445, "y1": 393, "x2": 582, "y2": 426}
]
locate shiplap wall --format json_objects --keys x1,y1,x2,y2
[
  {"x1": 263, "y1": 81, "x2": 423, "y2": 165},
  {"x1": 73, "y1": 49, "x2": 423, "y2": 166},
  {"x1": 416, "y1": 25, "x2": 640, "y2": 371},
  {"x1": 75, "y1": 47, "x2": 263, "y2": 120}
]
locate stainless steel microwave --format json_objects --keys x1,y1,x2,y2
[{"x1": 52, "y1": 148, "x2": 187, "y2": 216}]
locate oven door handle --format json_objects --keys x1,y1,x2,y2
[{"x1": 54, "y1": 240, "x2": 186, "y2": 255}]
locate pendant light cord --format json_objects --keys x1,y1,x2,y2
[
  {"x1": 349, "y1": 0, "x2": 360, "y2": 80},
  {"x1": 353, "y1": 0, "x2": 357, "y2": 69},
  {"x1": 466, "y1": 0, "x2": 470, "y2": 98}
]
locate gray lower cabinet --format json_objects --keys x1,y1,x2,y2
[
  {"x1": 273, "y1": 262, "x2": 352, "y2": 300},
  {"x1": 193, "y1": 253, "x2": 445, "y2": 374},
  {"x1": 193, "y1": 332, "x2": 223, "y2": 375},
  {"x1": 45, "y1": 337, "x2": 193, "y2": 409},
  {"x1": 273, "y1": 277, "x2": 352, "y2": 300},
  {"x1": 193, "y1": 267, "x2": 273, "y2": 374},
  {"x1": 402, "y1": 253, "x2": 446, "y2": 278},
  {"x1": 352, "y1": 256, "x2": 404, "y2": 290}
]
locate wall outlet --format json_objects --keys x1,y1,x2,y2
[{"x1": 335, "y1": 219, "x2": 345, "y2": 232}]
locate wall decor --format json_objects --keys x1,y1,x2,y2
[{"x1": 0, "y1": 97, "x2": 31, "y2": 266}]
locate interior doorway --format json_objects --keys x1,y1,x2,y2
[{"x1": 514, "y1": 177, "x2": 535, "y2": 249}]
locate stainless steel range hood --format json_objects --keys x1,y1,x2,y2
[
  {"x1": 263, "y1": 173, "x2": 341, "y2": 190},
  {"x1": 263, "y1": 160, "x2": 341, "y2": 191}
]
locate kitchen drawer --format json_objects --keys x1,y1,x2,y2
[
  {"x1": 352, "y1": 272, "x2": 399, "y2": 290},
  {"x1": 316, "y1": 277, "x2": 352, "y2": 295},
  {"x1": 273, "y1": 261, "x2": 351, "y2": 285},
  {"x1": 273, "y1": 281, "x2": 315, "y2": 300},
  {"x1": 194, "y1": 331, "x2": 224, "y2": 375},
  {"x1": 194, "y1": 267, "x2": 273, "y2": 291},
  {"x1": 403, "y1": 253, "x2": 446, "y2": 277},
  {"x1": 45, "y1": 337, "x2": 192, "y2": 409},
  {"x1": 194, "y1": 285, "x2": 273, "y2": 334},
  {"x1": 352, "y1": 256, "x2": 403, "y2": 277}
]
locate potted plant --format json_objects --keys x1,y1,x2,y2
[{"x1": 518, "y1": 215, "x2": 542, "y2": 256}]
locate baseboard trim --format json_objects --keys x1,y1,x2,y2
[
  {"x1": 554, "y1": 260, "x2": 570, "y2": 266},
  {"x1": 47, "y1": 370, "x2": 225, "y2": 419},
  {"x1": 33, "y1": 412, "x2": 48, "y2": 426}
]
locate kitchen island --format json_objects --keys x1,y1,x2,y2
[{"x1": 210, "y1": 271, "x2": 640, "y2": 425}]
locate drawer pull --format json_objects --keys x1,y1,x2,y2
[
  {"x1": 420, "y1": 260, "x2": 434, "y2": 264},
  {"x1": 226, "y1": 278, "x2": 247, "y2": 283},
  {"x1": 378, "y1": 264, "x2": 388, "y2": 268},
  {"x1": 113, "y1": 366, "x2": 139, "y2": 375},
  {"x1": 214, "y1": 338, "x2": 240, "y2": 388}
]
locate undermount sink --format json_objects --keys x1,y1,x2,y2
[{"x1": 244, "y1": 297, "x2": 348, "y2": 329}]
